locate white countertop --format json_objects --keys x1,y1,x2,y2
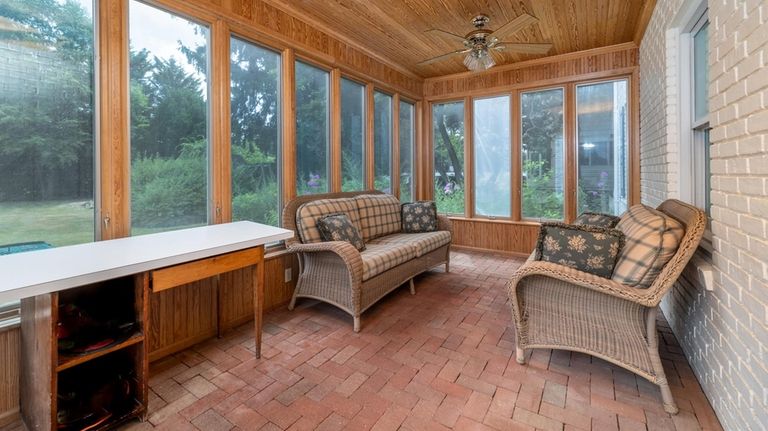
[{"x1": 0, "y1": 221, "x2": 293, "y2": 303}]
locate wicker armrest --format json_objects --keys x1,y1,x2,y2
[
  {"x1": 508, "y1": 260, "x2": 657, "y2": 307},
  {"x1": 437, "y1": 215, "x2": 453, "y2": 234},
  {"x1": 288, "y1": 241, "x2": 364, "y2": 282}
]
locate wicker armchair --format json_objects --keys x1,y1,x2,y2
[
  {"x1": 508, "y1": 200, "x2": 706, "y2": 414},
  {"x1": 283, "y1": 191, "x2": 452, "y2": 332}
]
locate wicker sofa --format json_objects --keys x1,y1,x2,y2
[
  {"x1": 508, "y1": 199, "x2": 706, "y2": 414},
  {"x1": 283, "y1": 190, "x2": 452, "y2": 332}
]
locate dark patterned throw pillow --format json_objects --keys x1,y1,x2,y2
[
  {"x1": 401, "y1": 201, "x2": 438, "y2": 233},
  {"x1": 573, "y1": 211, "x2": 622, "y2": 228},
  {"x1": 535, "y1": 223, "x2": 625, "y2": 278},
  {"x1": 317, "y1": 213, "x2": 366, "y2": 251}
]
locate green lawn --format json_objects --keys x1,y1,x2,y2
[{"x1": 0, "y1": 200, "x2": 95, "y2": 248}]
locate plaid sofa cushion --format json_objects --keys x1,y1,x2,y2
[
  {"x1": 401, "y1": 201, "x2": 438, "y2": 233},
  {"x1": 355, "y1": 194, "x2": 402, "y2": 241},
  {"x1": 317, "y1": 213, "x2": 366, "y2": 251},
  {"x1": 369, "y1": 231, "x2": 451, "y2": 257},
  {"x1": 360, "y1": 243, "x2": 417, "y2": 280},
  {"x1": 296, "y1": 198, "x2": 361, "y2": 244},
  {"x1": 611, "y1": 204, "x2": 685, "y2": 288},
  {"x1": 573, "y1": 211, "x2": 621, "y2": 228},
  {"x1": 535, "y1": 223, "x2": 625, "y2": 279}
]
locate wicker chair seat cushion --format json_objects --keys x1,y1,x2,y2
[
  {"x1": 296, "y1": 198, "x2": 362, "y2": 244},
  {"x1": 573, "y1": 211, "x2": 621, "y2": 228},
  {"x1": 535, "y1": 223, "x2": 624, "y2": 278},
  {"x1": 368, "y1": 231, "x2": 451, "y2": 257},
  {"x1": 612, "y1": 204, "x2": 685, "y2": 288},
  {"x1": 317, "y1": 213, "x2": 366, "y2": 251},
  {"x1": 360, "y1": 243, "x2": 418, "y2": 280},
  {"x1": 355, "y1": 194, "x2": 402, "y2": 241}
]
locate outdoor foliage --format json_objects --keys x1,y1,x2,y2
[{"x1": 433, "y1": 102, "x2": 465, "y2": 214}]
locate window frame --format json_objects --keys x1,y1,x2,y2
[
  {"x1": 373, "y1": 89, "x2": 395, "y2": 194},
  {"x1": 519, "y1": 86, "x2": 567, "y2": 222},
  {"x1": 127, "y1": 0, "x2": 215, "y2": 234},
  {"x1": 340, "y1": 75, "x2": 368, "y2": 192},
  {"x1": 398, "y1": 98, "x2": 417, "y2": 202},
  {"x1": 430, "y1": 98, "x2": 468, "y2": 216},
  {"x1": 472, "y1": 94, "x2": 513, "y2": 220}
]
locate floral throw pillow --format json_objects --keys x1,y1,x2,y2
[
  {"x1": 317, "y1": 213, "x2": 366, "y2": 251},
  {"x1": 573, "y1": 211, "x2": 622, "y2": 228},
  {"x1": 534, "y1": 223, "x2": 625, "y2": 279},
  {"x1": 401, "y1": 201, "x2": 438, "y2": 233}
]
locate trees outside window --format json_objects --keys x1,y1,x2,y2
[
  {"x1": 295, "y1": 61, "x2": 329, "y2": 195},
  {"x1": 432, "y1": 102, "x2": 465, "y2": 215},
  {"x1": 521, "y1": 88, "x2": 565, "y2": 220},
  {"x1": 341, "y1": 78, "x2": 365, "y2": 191},
  {"x1": 129, "y1": 0, "x2": 210, "y2": 235},
  {"x1": 230, "y1": 37, "x2": 281, "y2": 226},
  {"x1": 0, "y1": 0, "x2": 96, "y2": 247}
]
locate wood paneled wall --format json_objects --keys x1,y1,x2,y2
[
  {"x1": 419, "y1": 43, "x2": 640, "y2": 256},
  {"x1": 0, "y1": 328, "x2": 19, "y2": 427}
]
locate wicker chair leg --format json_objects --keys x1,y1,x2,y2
[
  {"x1": 659, "y1": 381, "x2": 679, "y2": 414},
  {"x1": 645, "y1": 307, "x2": 679, "y2": 414},
  {"x1": 353, "y1": 316, "x2": 361, "y2": 333},
  {"x1": 409, "y1": 278, "x2": 416, "y2": 295},
  {"x1": 516, "y1": 347, "x2": 525, "y2": 364},
  {"x1": 288, "y1": 284, "x2": 299, "y2": 311}
]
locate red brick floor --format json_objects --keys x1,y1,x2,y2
[{"x1": 4, "y1": 249, "x2": 723, "y2": 430}]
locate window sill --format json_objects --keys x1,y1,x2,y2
[{"x1": 682, "y1": 247, "x2": 715, "y2": 291}]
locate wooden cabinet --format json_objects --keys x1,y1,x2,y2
[{"x1": 20, "y1": 274, "x2": 149, "y2": 431}]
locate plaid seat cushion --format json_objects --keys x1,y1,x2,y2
[
  {"x1": 355, "y1": 194, "x2": 402, "y2": 241},
  {"x1": 369, "y1": 231, "x2": 451, "y2": 257},
  {"x1": 611, "y1": 204, "x2": 685, "y2": 288},
  {"x1": 360, "y1": 243, "x2": 417, "y2": 280},
  {"x1": 296, "y1": 198, "x2": 362, "y2": 244}
]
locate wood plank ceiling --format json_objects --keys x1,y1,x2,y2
[{"x1": 261, "y1": 0, "x2": 653, "y2": 78}]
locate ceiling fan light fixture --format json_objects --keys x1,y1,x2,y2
[{"x1": 463, "y1": 48, "x2": 495, "y2": 71}]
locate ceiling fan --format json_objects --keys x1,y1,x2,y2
[{"x1": 420, "y1": 13, "x2": 553, "y2": 72}]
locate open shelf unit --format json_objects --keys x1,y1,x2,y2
[{"x1": 20, "y1": 273, "x2": 149, "y2": 431}]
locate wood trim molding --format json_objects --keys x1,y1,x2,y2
[
  {"x1": 463, "y1": 97, "x2": 473, "y2": 218},
  {"x1": 510, "y1": 91, "x2": 522, "y2": 221},
  {"x1": 282, "y1": 48, "x2": 297, "y2": 203},
  {"x1": 565, "y1": 84, "x2": 577, "y2": 222},
  {"x1": 634, "y1": 0, "x2": 658, "y2": 45},
  {"x1": 98, "y1": 0, "x2": 130, "y2": 240},
  {"x1": 365, "y1": 84, "x2": 375, "y2": 190},
  {"x1": 211, "y1": 20, "x2": 232, "y2": 223},
  {"x1": 330, "y1": 68, "x2": 342, "y2": 192},
  {"x1": 392, "y1": 94, "x2": 401, "y2": 199}
]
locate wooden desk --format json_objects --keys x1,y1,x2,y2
[{"x1": 0, "y1": 222, "x2": 292, "y2": 431}]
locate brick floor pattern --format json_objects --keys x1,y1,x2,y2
[{"x1": 3, "y1": 250, "x2": 723, "y2": 431}]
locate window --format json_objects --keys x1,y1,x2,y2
[
  {"x1": 521, "y1": 88, "x2": 565, "y2": 220},
  {"x1": 473, "y1": 96, "x2": 511, "y2": 217},
  {"x1": 374, "y1": 91, "x2": 393, "y2": 193},
  {"x1": 0, "y1": 0, "x2": 96, "y2": 248},
  {"x1": 0, "y1": 0, "x2": 96, "y2": 322},
  {"x1": 576, "y1": 79, "x2": 629, "y2": 216},
  {"x1": 433, "y1": 101, "x2": 465, "y2": 215},
  {"x1": 340, "y1": 78, "x2": 365, "y2": 191},
  {"x1": 691, "y1": 12, "x2": 710, "y2": 217},
  {"x1": 399, "y1": 101, "x2": 415, "y2": 202},
  {"x1": 129, "y1": 1, "x2": 210, "y2": 235},
  {"x1": 295, "y1": 61, "x2": 329, "y2": 195},
  {"x1": 230, "y1": 37, "x2": 281, "y2": 226}
]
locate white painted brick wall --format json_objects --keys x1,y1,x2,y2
[{"x1": 640, "y1": 0, "x2": 768, "y2": 429}]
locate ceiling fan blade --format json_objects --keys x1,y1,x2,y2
[
  {"x1": 496, "y1": 42, "x2": 553, "y2": 55},
  {"x1": 416, "y1": 49, "x2": 472, "y2": 66},
  {"x1": 424, "y1": 28, "x2": 467, "y2": 43},
  {"x1": 489, "y1": 13, "x2": 538, "y2": 40},
  {"x1": 417, "y1": 49, "x2": 471, "y2": 65}
]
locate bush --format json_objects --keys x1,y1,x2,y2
[
  {"x1": 131, "y1": 155, "x2": 206, "y2": 228},
  {"x1": 233, "y1": 182, "x2": 279, "y2": 226}
]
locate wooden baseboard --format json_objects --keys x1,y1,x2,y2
[
  {"x1": 451, "y1": 244, "x2": 532, "y2": 258},
  {"x1": 0, "y1": 408, "x2": 20, "y2": 428}
]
